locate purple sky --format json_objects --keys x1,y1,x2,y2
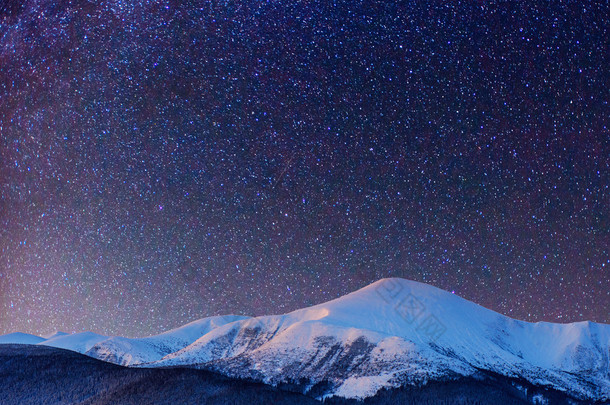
[{"x1": 1, "y1": 0, "x2": 608, "y2": 337}]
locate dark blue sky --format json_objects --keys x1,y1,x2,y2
[{"x1": 1, "y1": 0, "x2": 608, "y2": 337}]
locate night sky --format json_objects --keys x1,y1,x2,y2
[{"x1": 1, "y1": 0, "x2": 608, "y2": 338}]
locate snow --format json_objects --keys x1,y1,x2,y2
[
  {"x1": 154, "y1": 278, "x2": 610, "y2": 401},
  {"x1": 87, "y1": 315, "x2": 249, "y2": 365},
  {"x1": 0, "y1": 315, "x2": 249, "y2": 365},
  {"x1": 1, "y1": 278, "x2": 608, "y2": 401},
  {"x1": 40, "y1": 331, "x2": 108, "y2": 353},
  {"x1": 0, "y1": 332, "x2": 46, "y2": 344},
  {"x1": 334, "y1": 374, "x2": 396, "y2": 399}
]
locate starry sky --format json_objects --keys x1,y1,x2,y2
[{"x1": 0, "y1": 0, "x2": 608, "y2": 338}]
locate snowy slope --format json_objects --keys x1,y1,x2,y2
[
  {"x1": 43, "y1": 331, "x2": 69, "y2": 340},
  {"x1": 40, "y1": 331, "x2": 108, "y2": 353},
  {"x1": 28, "y1": 316, "x2": 250, "y2": 364},
  {"x1": 86, "y1": 315, "x2": 250, "y2": 365},
  {"x1": 0, "y1": 332, "x2": 46, "y2": 344},
  {"x1": 1, "y1": 278, "x2": 607, "y2": 402},
  {"x1": 152, "y1": 278, "x2": 610, "y2": 401}
]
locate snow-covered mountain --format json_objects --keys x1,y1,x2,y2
[
  {"x1": 0, "y1": 315, "x2": 248, "y2": 366},
  {"x1": 86, "y1": 315, "x2": 249, "y2": 365},
  {"x1": 1, "y1": 278, "x2": 608, "y2": 403},
  {"x1": 150, "y1": 278, "x2": 609, "y2": 401},
  {"x1": 42, "y1": 331, "x2": 109, "y2": 353},
  {"x1": 0, "y1": 330, "x2": 109, "y2": 352},
  {"x1": 0, "y1": 332, "x2": 46, "y2": 345}
]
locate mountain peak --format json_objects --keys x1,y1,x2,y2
[
  {"x1": 152, "y1": 278, "x2": 609, "y2": 401},
  {"x1": 351, "y1": 277, "x2": 451, "y2": 300},
  {"x1": 285, "y1": 277, "x2": 484, "y2": 344},
  {"x1": 1, "y1": 278, "x2": 608, "y2": 402}
]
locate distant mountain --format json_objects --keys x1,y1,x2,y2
[
  {"x1": 0, "y1": 332, "x2": 46, "y2": 345},
  {"x1": 0, "y1": 315, "x2": 248, "y2": 367},
  {"x1": 86, "y1": 315, "x2": 249, "y2": 366},
  {"x1": 42, "y1": 331, "x2": 109, "y2": 353},
  {"x1": 1, "y1": 278, "x2": 608, "y2": 404}
]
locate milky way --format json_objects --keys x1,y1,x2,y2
[{"x1": 1, "y1": 0, "x2": 608, "y2": 337}]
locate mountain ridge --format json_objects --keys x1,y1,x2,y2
[
  {"x1": 153, "y1": 278, "x2": 610, "y2": 401},
  {"x1": 1, "y1": 278, "x2": 608, "y2": 402}
]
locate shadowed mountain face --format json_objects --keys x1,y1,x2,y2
[
  {"x1": 0, "y1": 344, "x2": 318, "y2": 405},
  {"x1": 0, "y1": 344, "x2": 603, "y2": 405}
]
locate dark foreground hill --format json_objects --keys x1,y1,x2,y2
[
  {"x1": 0, "y1": 344, "x2": 318, "y2": 405},
  {"x1": 1, "y1": 344, "x2": 604, "y2": 405}
]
